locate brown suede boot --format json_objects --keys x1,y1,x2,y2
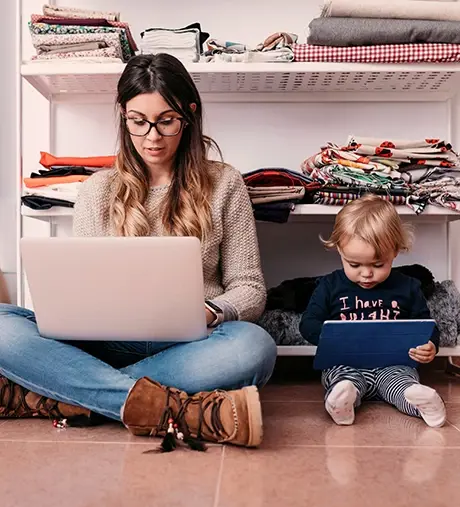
[
  {"x1": 0, "y1": 375, "x2": 102, "y2": 424},
  {"x1": 121, "y1": 377, "x2": 263, "y2": 447}
]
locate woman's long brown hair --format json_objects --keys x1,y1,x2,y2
[{"x1": 112, "y1": 53, "x2": 221, "y2": 239}]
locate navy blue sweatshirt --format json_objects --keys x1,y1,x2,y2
[{"x1": 299, "y1": 269, "x2": 439, "y2": 351}]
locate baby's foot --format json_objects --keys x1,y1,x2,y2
[
  {"x1": 404, "y1": 384, "x2": 446, "y2": 428},
  {"x1": 325, "y1": 380, "x2": 358, "y2": 425}
]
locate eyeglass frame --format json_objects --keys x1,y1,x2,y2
[{"x1": 122, "y1": 114, "x2": 188, "y2": 137}]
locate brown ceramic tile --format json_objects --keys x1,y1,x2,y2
[
  {"x1": 444, "y1": 403, "x2": 460, "y2": 430},
  {"x1": 262, "y1": 401, "x2": 460, "y2": 448},
  {"x1": 419, "y1": 371, "x2": 460, "y2": 402},
  {"x1": 0, "y1": 418, "x2": 136, "y2": 443},
  {"x1": 260, "y1": 382, "x2": 324, "y2": 402},
  {"x1": 217, "y1": 446, "x2": 460, "y2": 507},
  {"x1": 0, "y1": 441, "x2": 222, "y2": 507}
]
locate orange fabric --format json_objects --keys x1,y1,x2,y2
[
  {"x1": 40, "y1": 151, "x2": 116, "y2": 169},
  {"x1": 24, "y1": 175, "x2": 91, "y2": 188}
]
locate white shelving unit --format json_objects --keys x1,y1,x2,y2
[
  {"x1": 21, "y1": 61, "x2": 460, "y2": 101},
  {"x1": 19, "y1": 60, "x2": 460, "y2": 357}
]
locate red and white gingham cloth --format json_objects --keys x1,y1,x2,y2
[{"x1": 293, "y1": 43, "x2": 460, "y2": 63}]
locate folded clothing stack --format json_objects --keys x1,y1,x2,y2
[
  {"x1": 294, "y1": 0, "x2": 460, "y2": 63},
  {"x1": 140, "y1": 23, "x2": 209, "y2": 63},
  {"x1": 204, "y1": 32, "x2": 297, "y2": 63},
  {"x1": 243, "y1": 168, "x2": 321, "y2": 223},
  {"x1": 29, "y1": 4, "x2": 137, "y2": 62},
  {"x1": 21, "y1": 152, "x2": 115, "y2": 211},
  {"x1": 301, "y1": 136, "x2": 460, "y2": 214}
]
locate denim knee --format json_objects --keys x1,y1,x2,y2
[{"x1": 219, "y1": 321, "x2": 277, "y2": 387}]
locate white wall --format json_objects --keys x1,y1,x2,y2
[{"x1": 15, "y1": 0, "x2": 460, "y2": 307}]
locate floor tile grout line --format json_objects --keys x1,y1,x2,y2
[
  {"x1": 213, "y1": 445, "x2": 225, "y2": 507},
  {"x1": 262, "y1": 400, "x2": 324, "y2": 403},
  {"x1": 259, "y1": 444, "x2": 460, "y2": 449},
  {"x1": 0, "y1": 438, "x2": 223, "y2": 446},
  {"x1": 446, "y1": 420, "x2": 460, "y2": 433}
]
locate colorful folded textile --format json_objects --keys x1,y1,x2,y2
[
  {"x1": 31, "y1": 32, "x2": 124, "y2": 61},
  {"x1": 29, "y1": 22, "x2": 134, "y2": 61},
  {"x1": 39, "y1": 152, "x2": 115, "y2": 169},
  {"x1": 348, "y1": 136, "x2": 459, "y2": 168},
  {"x1": 243, "y1": 167, "x2": 317, "y2": 190},
  {"x1": 31, "y1": 15, "x2": 138, "y2": 52},
  {"x1": 293, "y1": 43, "x2": 460, "y2": 63},
  {"x1": 24, "y1": 175, "x2": 91, "y2": 188},
  {"x1": 42, "y1": 4, "x2": 120, "y2": 22},
  {"x1": 247, "y1": 186, "x2": 305, "y2": 204},
  {"x1": 302, "y1": 143, "x2": 401, "y2": 175},
  {"x1": 314, "y1": 191, "x2": 427, "y2": 214}
]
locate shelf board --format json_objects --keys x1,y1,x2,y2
[
  {"x1": 276, "y1": 345, "x2": 460, "y2": 356},
  {"x1": 21, "y1": 61, "x2": 460, "y2": 101},
  {"x1": 290, "y1": 204, "x2": 460, "y2": 221},
  {"x1": 22, "y1": 207, "x2": 74, "y2": 220},
  {"x1": 21, "y1": 204, "x2": 460, "y2": 221}
]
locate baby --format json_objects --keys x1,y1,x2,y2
[{"x1": 300, "y1": 194, "x2": 446, "y2": 427}]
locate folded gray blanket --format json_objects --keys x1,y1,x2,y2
[
  {"x1": 308, "y1": 17, "x2": 460, "y2": 47},
  {"x1": 321, "y1": 0, "x2": 460, "y2": 22},
  {"x1": 258, "y1": 280, "x2": 460, "y2": 348}
]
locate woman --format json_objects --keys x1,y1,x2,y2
[{"x1": 0, "y1": 54, "x2": 277, "y2": 447}]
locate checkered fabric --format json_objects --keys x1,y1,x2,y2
[{"x1": 293, "y1": 43, "x2": 460, "y2": 63}]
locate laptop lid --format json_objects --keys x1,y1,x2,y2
[{"x1": 20, "y1": 236, "x2": 207, "y2": 341}]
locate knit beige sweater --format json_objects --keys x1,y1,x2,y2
[{"x1": 73, "y1": 163, "x2": 266, "y2": 322}]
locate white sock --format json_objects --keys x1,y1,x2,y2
[
  {"x1": 404, "y1": 384, "x2": 446, "y2": 428},
  {"x1": 325, "y1": 380, "x2": 358, "y2": 426}
]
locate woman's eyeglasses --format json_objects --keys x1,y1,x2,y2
[{"x1": 123, "y1": 115, "x2": 187, "y2": 137}]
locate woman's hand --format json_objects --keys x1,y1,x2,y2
[
  {"x1": 205, "y1": 308, "x2": 215, "y2": 326},
  {"x1": 409, "y1": 341, "x2": 436, "y2": 364}
]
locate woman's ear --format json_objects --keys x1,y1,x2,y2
[{"x1": 190, "y1": 103, "x2": 197, "y2": 113}]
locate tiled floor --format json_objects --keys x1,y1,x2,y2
[{"x1": 1, "y1": 367, "x2": 460, "y2": 506}]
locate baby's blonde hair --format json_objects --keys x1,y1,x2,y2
[{"x1": 322, "y1": 194, "x2": 413, "y2": 259}]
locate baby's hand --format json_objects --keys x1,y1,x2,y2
[{"x1": 409, "y1": 341, "x2": 436, "y2": 364}]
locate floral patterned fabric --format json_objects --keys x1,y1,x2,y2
[
  {"x1": 30, "y1": 32, "x2": 124, "y2": 61},
  {"x1": 30, "y1": 27, "x2": 130, "y2": 61},
  {"x1": 29, "y1": 18, "x2": 138, "y2": 54}
]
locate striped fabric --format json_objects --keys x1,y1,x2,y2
[{"x1": 322, "y1": 364, "x2": 421, "y2": 417}]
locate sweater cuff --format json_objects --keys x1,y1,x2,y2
[{"x1": 210, "y1": 299, "x2": 238, "y2": 322}]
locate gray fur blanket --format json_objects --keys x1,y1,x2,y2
[{"x1": 258, "y1": 280, "x2": 460, "y2": 348}]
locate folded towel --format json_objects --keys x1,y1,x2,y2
[
  {"x1": 321, "y1": 0, "x2": 460, "y2": 22},
  {"x1": 140, "y1": 28, "x2": 200, "y2": 62}
]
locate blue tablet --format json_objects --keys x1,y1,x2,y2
[{"x1": 313, "y1": 319, "x2": 436, "y2": 370}]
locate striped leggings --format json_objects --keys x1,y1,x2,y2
[{"x1": 322, "y1": 365, "x2": 421, "y2": 417}]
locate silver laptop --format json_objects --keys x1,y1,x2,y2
[{"x1": 20, "y1": 236, "x2": 207, "y2": 341}]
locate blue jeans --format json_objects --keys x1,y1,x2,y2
[{"x1": 0, "y1": 304, "x2": 277, "y2": 421}]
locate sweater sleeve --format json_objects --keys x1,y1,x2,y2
[
  {"x1": 212, "y1": 170, "x2": 266, "y2": 322},
  {"x1": 409, "y1": 278, "x2": 440, "y2": 352},
  {"x1": 299, "y1": 277, "x2": 330, "y2": 346},
  {"x1": 73, "y1": 172, "x2": 109, "y2": 237}
]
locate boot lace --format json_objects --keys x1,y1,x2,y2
[
  {"x1": 157, "y1": 388, "x2": 236, "y2": 442},
  {"x1": 0, "y1": 377, "x2": 66, "y2": 418}
]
